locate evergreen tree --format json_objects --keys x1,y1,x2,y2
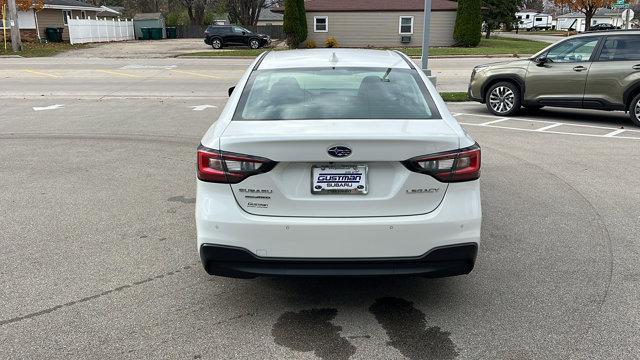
[
  {"x1": 483, "y1": 0, "x2": 522, "y2": 38},
  {"x1": 453, "y1": 0, "x2": 482, "y2": 47},
  {"x1": 283, "y1": 0, "x2": 307, "y2": 48}
]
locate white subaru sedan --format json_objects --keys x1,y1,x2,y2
[{"x1": 196, "y1": 49, "x2": 481, "y2": 278}]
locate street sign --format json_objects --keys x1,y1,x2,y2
[
  {"x1": 616, "y1": 0, "x2": 625, "y2": 4},
  {"x1": 622, "y1": 9, "x2": 635, "y2": 20},
  {"x1": 613, "y1": 3, "x2": 630, "y2": 9}
]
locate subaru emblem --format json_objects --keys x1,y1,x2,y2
[{"x1": 327, "y1": 145, "x2": 352, "y2": 158}]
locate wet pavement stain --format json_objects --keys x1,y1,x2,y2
[
  {"x1": 369, "y1": 297, "x2": 458, "y2": 360},
  {"x1": 167, "y1": 195, "x2": 195, "y2": 204},
  {"x1": 272, "y1": 308, "x2": 356, "y2": 360}
]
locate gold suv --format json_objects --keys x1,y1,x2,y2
[{"x1": 468, "y1": 31, "x2": 640, "y2": 126}]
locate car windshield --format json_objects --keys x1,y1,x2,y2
[{"x1": 233, "y1": 67, "x2": 441, "y2": 120}]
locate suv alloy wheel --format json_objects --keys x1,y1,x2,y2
[
  {"x1": 249, "y1": 39, "x2": 260, "y2": 49},
  {"x1": 486, "y1": 82, "x2": 521, "y2": 116},
  {"x1": 211, "y1": 38, "x2": 222, "y2": 49},
  {"x1": 631, "y1": 93, "x2": 640, "y2": 127}
]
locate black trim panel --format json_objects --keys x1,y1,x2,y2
[
  {"x1": 200, "y1": 243, "x2": 478, "y2": 278},
  {"x1": 480, "y1": 75, "x2": 526, "y2": 102},
  {"x1": 623, "y1": 81, "x2": 640, "y2": 110}
]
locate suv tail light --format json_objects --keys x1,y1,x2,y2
[
  {"x1": 197, "y1": 145, "x2": 277, "y2": 184},
  {"x1": 402, "y1": 144, "x2": 481, "y2": 182}
]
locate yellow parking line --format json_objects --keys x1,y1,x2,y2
[
  {"x1": 96, "y1": 69, "x2": 141, "y2": 78},
  {"x1": 22, "y1": 69, "x2": 61, "y2": 78},
  {"x1": 171, "y1": 69, "x2": 220, "y2": 79}
]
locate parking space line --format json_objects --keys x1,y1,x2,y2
[
  {"x1": 479, "y1": 118, "x2": 509, "y2": 126},
  {"x1": 96, "y1": 69, "x2": 141, "y2": 78},
  {"x1": 22, "y1": 69, "x2": 61, "y2": 78},
  {"x1": 535, "y1": 123, "x2": 563, "y2": 132},
  {"x1": 170, "y1": 69, "x2": 220, "y2": 79},
  {"x1": 603, "y1": 129, "x2": 626, "y2": 137},
  {"x1": 460, "y1": 122, "x2": 640, "y2": 141}
]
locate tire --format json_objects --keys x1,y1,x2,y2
[
  {"x1": 485, "y1": 81, "x2": 521, "y2": 116},
  {"x1": 630, "y1": 93, "x2": 640, "y2": 127},
  {"x1": 249, "y1": 38, "x2": 260, "y2": 49},
  {"x1": 211, "y1": 38, "x2": 222, "y2": 49}
]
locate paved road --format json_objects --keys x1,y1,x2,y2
[
  {"x1": 1, "y1": 57, "x2": 640, "y2": 359},
  {"x1": 0, "y1": 56, "x2": 513, "y2": 94}
]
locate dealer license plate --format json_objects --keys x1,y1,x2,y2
[{"x1": 311, "y1": 164, "x2": 368, "y2": 195}]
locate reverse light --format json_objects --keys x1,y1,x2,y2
[
  {"x1": 197, "y1": 145, "x2": 277, "y2": 184},
  {"x1": 402, "y1": 144, "x2": 481, "y2": 182}
]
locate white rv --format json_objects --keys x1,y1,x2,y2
[{"x1": 516, "y1": 11, "x2": 553, "y2": 31}]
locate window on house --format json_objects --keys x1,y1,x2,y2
[
  {"x1": 399, "y1": 16, "x2": 414, "y2": 34},
  {"x1": 314, "y1": 16, "x2": 328, "y2": 32},
  {"x1": 63, "y1": 10, "x2": 72, "y2": 25}
]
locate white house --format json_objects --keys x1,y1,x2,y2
[
  {"x1": 516, "y1": 10, "x2": 553, "y2": 30},
  {"x1": 556, "y1": 8, "x2": 627, "y2": 31}
]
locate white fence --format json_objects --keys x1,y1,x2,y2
[{"x1": 67, "y1": 17, "x2": 134, "y2": 45}]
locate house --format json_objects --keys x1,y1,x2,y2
[
  {"x1": 276, "y1": 0, "x2": 459, "y2": 47},
  {"x1": 557, "y1": 8, "x2": 628, "y2": 31},
  {"x1": 0, "y1": 0, "x2": 105, "y2": 42},
  {"x1": 258, "y1": 5, "x2": 283, "y2": 26},
  {"x1": 516, "y1": 10, "x2": 553, "y2": 30}
]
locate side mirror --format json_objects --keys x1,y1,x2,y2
[
  {"x1": 228, "y1": 86, "x2": 235, "y2": 97},
  {"x1": 535, "y1": 56, "x2": 549, "y2": 66}
]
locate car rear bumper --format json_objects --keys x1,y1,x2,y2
[
  {"x1": 196, "y1": 180, "x2": 481, "y2": 259},
  {"x1": 200, "y1": 243, "x2": 477, "y2": 278}
]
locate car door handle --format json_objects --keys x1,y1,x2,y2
[
  {"x1": 573, "y1": 66, "x2": 588, "y2": 72},
  {"x1": 633, "y1": 65, "x2": 640, "y2": 70}
]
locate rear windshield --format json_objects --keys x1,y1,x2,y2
[{"x1": 232, "y1": 67, "x2": 441, "y2": 120}]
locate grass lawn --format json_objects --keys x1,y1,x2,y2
[
  {"x1": 0, "y1": 42, "x2": 87, "y2": 57},
  {"x1": 180, "y1": 37, "x2": 549, "y2": 58},
  {"x1": 439, "y1": 92, "x2": 469, "y2": 102},
  {"x1": 399, "y1": 37, "x2": 548, "y2": 56}
]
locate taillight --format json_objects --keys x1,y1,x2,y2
[
  {"x1": 197, "y1": 145, "x2": 277, "y2": 184},
  {"x1": 402, "y1": 144, "x2": 481, "y2": 182}
]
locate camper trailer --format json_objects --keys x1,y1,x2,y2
[{"x1": 516, "y1": 11, "x2": 553, "y2": 31}]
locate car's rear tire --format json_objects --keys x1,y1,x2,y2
[
  {"x1": 630, "y1": 93, "x2": 640, "y2": 127},
  {"x1": 211, "y1": 38, "x2": 222, "y2": 49},
  {"x1": 485, "y1": 81, "x2": 521, "y2": 116},
  {"x1": 249, "y1": 38, "x2": 260, "y2": 49}
]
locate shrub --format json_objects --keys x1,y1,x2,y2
[
  {"x1": 305, "y1": 40, "x2": 317, "y2": 48},
  {"x1": 324, "y1": 36, "x2": 339, "y2": 48},
  {"x1": 453, "y1": 0, "x2": 482, "y2": 47},
  {"x1": 283, "y1": 0, "x2": 308, "y2": 48}
]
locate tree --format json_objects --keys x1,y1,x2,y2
[
  {"x1": 453, "y1": 0, "x2": 482, "y2": 47},
  {"x1": 483, "y1": 0, "x2": 522, "y2": 38},
  {"x1": 522, "y1": 0, "x2": 544, "y2": 11},
  {"x1": 0, "y1": 0, "x2": 44, "y2": 11},
  {"x1": 179, "y1": 0, "x2": 206, "y2": 25},
  {"x1": 553, "y1": 0, "x2": 614, "y2": 30},
  {"x1": 227, "y1": 0, "x2": 266, "y2": 26},
  {"x1": 282, "y1": 0, "x2": 306, "y2": 48}
]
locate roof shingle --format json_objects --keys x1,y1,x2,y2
[{"x1": 302, "y1": 0, "x2": 458, "y2": 12}]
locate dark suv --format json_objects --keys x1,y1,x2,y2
[
  {"x1": 204, "y1": 25, "x2": 270, "y2": 49},
  {"x1": 468, "y1": 31, "x2": 640, "y2": 126}
]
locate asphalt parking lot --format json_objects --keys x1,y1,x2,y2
[{"x1": 2, "y1": 57, "x2": 640, "y2": 360}]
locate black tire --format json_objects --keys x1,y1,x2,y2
[
  {"x1": 211, "y1": 37, "x2": 223, "y2": 49},
  {"x1": 630, "y1": 93, "x2": 640, "y2": 127},
  {"x1": 485, "y1": 81, "x2": 521, "y2": 116},
  {"x1": 249, "y1": 38, "x2": 260, "y2": 49}
]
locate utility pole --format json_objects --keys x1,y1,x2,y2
[
  {"x1": 421, "y1": 0, "x2": 436, "y2": 85},
  {"x1": 7, "y1": 0, "x2": 22, "y2": 52}
]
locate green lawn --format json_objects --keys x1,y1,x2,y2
[
  {"x1": 0, "y1": 42, "x2": 87, "y2": 57},
  {"x1": 439, "y1": 92, "x2": 469, "y2": 102},
  {"x1": 180, "y1": 37, "x2": 549, "y2": 58},
  {"x1": 399, "y1": 37, "x2": 548, "y2": 56}
]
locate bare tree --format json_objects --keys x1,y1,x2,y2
[{"x1": 227, "y1": 0, "x2": 266, "y2": 26}]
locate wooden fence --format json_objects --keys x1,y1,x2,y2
[{"x1": 67, "y1": 17, "x2": 134, "y2": 44}]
